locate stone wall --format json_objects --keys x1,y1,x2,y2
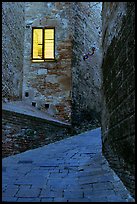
[
  {"x1": 23, "y1": 2, "x2": 102, "y2": 125},
  {"x1": 2, "y1": 109, "x2": 72, "y2": 158},
  {"x1": 2, "y1": 2, "x2": 25, "y2": 102},
  {"x1": 23, "y1": 2, "x2": 73, "y2": 122},
  {"x1": 101, "y1": 2, "x2": 135, "y2": 197},
  {"x1": 71, "y1": 2, "x2": 102, "y2": 129}
]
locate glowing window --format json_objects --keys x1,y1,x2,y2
[{"x1": 32, "y1": 28, "x2": 55, "y2": 62}]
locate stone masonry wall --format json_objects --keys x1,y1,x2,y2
[
  {"x1": 23, "y1": 2, "x2": 73, "y2": 122},
  {"x1": 2, "y1": 2, "x2": 25, "y2": 102},
  {"x1": 101, "y1": 2, "x2": 135, "y2": 197},
  {"x1": 2, "y1": 109, "x2": 72, "y2": 158},
  {"x1": 71, "y1": 2, "x2": 102, "y2": 129}
]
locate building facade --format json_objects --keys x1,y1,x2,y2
[{"x1": 22, "y1": 2, "x2": 102, "y2": 123}]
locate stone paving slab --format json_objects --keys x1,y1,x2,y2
[
  {"x1": 2, "y1": 127, "x2": 135, "y2": 202},
  {"x1": 17, "y1": 198, "x2": 41, "y2": 202}
]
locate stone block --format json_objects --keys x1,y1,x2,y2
[
  {"x1": 40, "y1": 189, "x2": 63, "y2": 198},
  {"x1": 2, "y1": 197, "x2": 18, "y2": 202},
  {"x1": 2, "y1": 186, "x2": 19, "y2": 197},
  {"x1": 64, "y1": 190, "x2": 84, "y2": 198},
  {"x1": 15, "y1": 187, "x2": 41, "y2": 198},
  {"x1": 2, "y1": 2, "x2": 25, "y2": 101},
  {"x1": 17, "y1": 198, "x2": 41, "y2": 202},
  {"x1": 37, "y1": 69, "x2": 48, "y2": 75}
]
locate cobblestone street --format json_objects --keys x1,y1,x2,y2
[{"x1": 2, "y1": 128, "x2": 134, "y2": 202}]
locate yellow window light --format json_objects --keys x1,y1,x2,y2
[
  {"x1": 33, "y1": 29, "x2": 43, "y2": 59},
  {"x1": 44, "y1": 29, "x2": 54, "y2": 59},
  {"x1": 32, "y1": 28, "x2": 55, "y2": 61}
]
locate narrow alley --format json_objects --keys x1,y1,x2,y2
[
  {"x1": 2, "y1": 128, "x2": 134, "y2": 202},
  {"x1": 2, "y1": 2, "x2": 135, "y2": 202}
]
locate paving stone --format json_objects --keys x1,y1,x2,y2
[
  {"x1": 67, "y1": 198, "x2": 91, "y2": 202},
  {"x1": 14, "y1": 175, "x2": 46, "y2": 186},
  {"x1": 39, "y1": 166, "x2": 59, "y2": 171},
  {"x1": 15, "y1": 187, "x2": 41, "y2": 198},
  {"x1": 85, "y1": 195, "x2": 108, "y2": 202},
  {"x1": 78, "y1": 174, "x2": 114, "y2": 185},
  {"x1": 67, "y1": 172, "x2": 78, "y2": 178},
  {"x1": 47, "y1": 178, "x2": 64, "y2": 186},
  {"x1": 2, "y1": 176, "x2": 17, "y2": 185},
  {"x1": 14, "y1": 179, "x2": 33, "y2": 185},
  {"x1": 78, "y1": 169, "x2": 104, "y2": 177},
  {"x1": 2, "y1": 128, "x2": 134, "y2": 202},
  {"x1": 18, "y1": 185, "x2": 32, "y2": 190},
  {"x1": 84, "y1": 189, "x2": 116, "y2": 197},
  {"x1": 53, "y1": 197, "x2": 68, "y2": 202},
  {"x1": 2, "y1": 197, "x2": 18, "y2": 202},
  {"x1": 80, "y1": 183, "x2": 93, "y2": 190},
  {"x1": 66, "y1": 183, "x2": 82, "y2": 191},
  {"x1": 41, "y1": 197, "x2": 54, "y2": 202},
  {"x1": 62, "y1": 166, "x2": 78, "y2": 171},
  {"x1": 93, "y1": 181, "x2": 113, "y2": 190},
  {"x1": 64, "y1": 190, "x2": 84, "y2": 199},
  {"x1": 106, "y1": 195, "x2": 128, "y2": 202},
  {"x1": 17, "y1": 198, "x2": 41, "y2": 202},
  {"x1": 2, "y1": 186, "x2": 19, "y2": 197},
  {"x1": 49, "y1": 172, "x2": 68, "y2": 178},
  {"x1": 34, "y1": 163, "x2": 59, "y2": 168},
  {"x1": 30, "y1": 169, "x2": 51, "y2": 176},
  {"x1": 18, "y1": 160, "x2": 33, "y2": 164},
  {"x1": 40, "y1": 189, "x2": 63, "y2": 198}
]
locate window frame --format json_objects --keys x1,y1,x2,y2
[{"x1": 31, "y1": 27, "x2": 55, "y2": 62}]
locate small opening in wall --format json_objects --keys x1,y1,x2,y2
[
  {"x1": 45, "y1": 104, "x2": 49, "y2": 109},
  {"x1": 26, "y1": 25, "x2": 30, "y2": 28},
  {"x1": 25, "y1": 92, "x2": 29, "y2": 97},
  {"x1": 32, "y1": 102, "x2": 36, "y2": 107}
]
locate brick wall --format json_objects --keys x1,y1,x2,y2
[
  {"x1": 101, "y1": 2, "x2": 135, "y2": 197},
  {"x1": 2, "y1": 109, "x2": 72, "y2": 158},
  {"x1": 2, "y1": 2, "x2": 25, "y2": 101},
  {"x1": 71, "y1": 2, "x2": 102, "y2": 129},
  {"x1": 23, "y1": 2, "x2": 73, "y2": 122}
]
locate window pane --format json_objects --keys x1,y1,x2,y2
[
  {"x1": 44, "y1": 29, "x2": 54, "y2": 59},
  {"x1": 33, "y1": 29, "x2": 43, "y2": 59},
  {"x1": 44, "y1": 40, "x2": 54, "y2": 58},
  {"x1": 45, "y1": 29, "x2": 54, "y2": 40}
]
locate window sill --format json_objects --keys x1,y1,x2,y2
[{"x1": 32, "y1": 59, "x2": 57, "y2": 63}]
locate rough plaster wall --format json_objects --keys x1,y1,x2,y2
[
  {"x1": 2, "y1": 2, "x2": 25, "y2": 102},
  {"x1": 23, "y1": 2, "x2": 73, "y2": 122},
  {"x1": 101, "y1": 2, "x2": 135, "y2": 197},
  {"x1": 71, "y1": 2, "x2": 102, "y2": 127}
]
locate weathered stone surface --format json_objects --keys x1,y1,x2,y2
[
  {"x1": 101, "y1": 2, "x2": 135, "y2": 197},
  {"x1": 22, "y1": 2, "x2": 102, "y2": 124},
  {"x1": 2, "y1": 128, "x2": 134, "y2": 202},
  {"x1": 23, "y1": 2, "x2": 73, "y2": 123},
  {"x1": 71, "y1": 2, "x2": 102, "y2": 130},
  {"x1": 2, "y1": 2, "x2": 25, "y2": 102}
]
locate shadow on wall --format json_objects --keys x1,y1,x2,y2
[{"x1": 72, "y1": 108, "x2": 101, "y2": 134}]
